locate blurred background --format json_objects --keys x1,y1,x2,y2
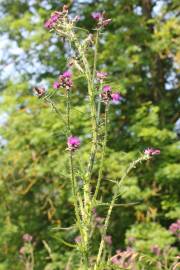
[{"x1": 0, "y1": 0, "x2": 179, "y2": 269}]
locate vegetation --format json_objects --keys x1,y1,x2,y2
[{"x1": 0, "y1": 0, "x2": 179, "y2": 269}]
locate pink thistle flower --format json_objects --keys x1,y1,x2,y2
[
  {"x1": 103, "y1": 85, "x2": 111, "y2": 92},
  {"x1": 44, "y1": 12, "x2": 61, "y2": 29},
  {"x1": 169, "y1": 220, "x2": 180, "y2": 239},
  {"x1": 51, "y1": 11, "x2": 61, "y2": 23},
  {"x1": 22, "y1": 233, "x2": 33, "y2": 242},
  {"x1": 58, "y1": 70, "x2": 73, "y2": 90},
  {"x1": 96, "y1": 71, "x2": 108, "y2": 82},
  {"x1": 92, "y1": 12, "x2": 103, "y2": 21},
  {"x1": 104, "y1": 235, "x2": 112, "y2": 245},
  {"x1": 63, "y1": 70, "x2": 72, "y2": 78},
  {"x1": 44, "y1": 20, "x2": 53, "y2": 29},
  {"x1": 53, "y1": 81, "x2": 61, "y2": 89},
  {"x1": 111, "y1": 92, "x2": 122, "y2": 103},
  {"x1": 67, "y1": 136, "x2": 80, "y2": 151},
  {"x1": 92, "y1": 11, "x2": 111, "y2": 28},
  {"x1": 144, "y1": 148, "x2": 160, "y2": 156}
]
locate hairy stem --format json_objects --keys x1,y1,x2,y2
[
  {"x1": 94, "y1": 155, "x2": 150, "y2": 269},
  {"x1": 93, "y1": 103, "x2": 109, "y2": 203},
  {"x1": 92, "y1": 30, "x2": 99, "y2": 82},
  {"x1": 66, "y1": 91, "x2": 83, "y2": 235}
]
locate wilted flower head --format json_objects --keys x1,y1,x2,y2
[
  {"x1": 74, "y1": 235, "x2": 82, "y2": 244},
  {"x1": 33, "y1": 86, "x2": 45, "y2": 98},
  {"x1": 144, "y1": 148, "x2": 160, "y2": 156},
  {"x1": 127, "y1": 236, "x2": 136, "y2": 245},
  {"x1": 150, "y1": 245, "x2": 161, "y2": 256},
  {"x1": 104, "y1": 235, "x2": 112, "y2": 245},
  {"x1": 67, "y1": 136, "x2": 80, "y2": 151},
  {"x1": 22, "y1": 233, "x2": 33, "y2": 242},
  {"x1": 96, "y1": 71, "x2": 108, "y2": 82},
  {"x1": 19, "y1": 246, "x2": 26, "y2": 256},
  {"x1": 92, "y1": 11, "x2": 111, "y2": 28},
  {"x1": 95, "y1": 216, "x2": 105, "y2": 228},
  {"x1": 111, "y1": 92, "x2": 122, "y2": 104},
  {"x1": 111, "y1": 248, "x2": 138, "y2": 268}
]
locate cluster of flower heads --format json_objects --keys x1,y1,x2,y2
[
  {"x1": 44, "y1": 5, "x2": 111, "y2": 31},
  {"x1": 67, "y1": 136, "x2": 81, "y2": 152},
  {"x1": 96, "y1": 71, "x2": 122, "y2": 104},
  {"x1": 91, "y1": 12, "x2": 111, "y2": 28},
  {"x1": 44, "y1": 5, "x2": 69, "y2": 30},
  {"x1": 53, "y1": 70, "x2": 73, "y2": 90},
  {"x1": 144, "y1": 148, "x2": 160, "y2": 156},
  {"x1": 169, "y1": 220, "x2": 180, "y2": 239}
]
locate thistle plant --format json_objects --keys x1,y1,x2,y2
[{"x1": 34, "y1": 5, "x2": 161, "y2": 270}]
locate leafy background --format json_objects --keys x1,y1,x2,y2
[{"x1": 0, "y1": 0, "x2": 179, "y2": 269}]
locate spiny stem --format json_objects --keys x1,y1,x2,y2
[
  {"x1": 93, "y1": 103, "x2": 109, "y2": 203},
  {"x1": 92, "y1": 30, "x2": 99, "y2": 82},
  {"x1": 94, "y1": 155, "x2": 150, "y2": 269},
  {"x1": 66, "y1": 91, "x2": 83, "y2": 235},
  {"x1": 96, "y1": 82, "x2": 103, "y2": 126}
]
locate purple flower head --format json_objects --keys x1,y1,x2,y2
[
  {"x1": 53, "y1": 81, "x2": 61, "y2": 89},
  {"x1": 74, "y1": 235, "x2": 82, "y2": 244},
  {"x1": 96, "y1": 71, "x2": 108, "y2": 82},
  {"x1": 44, "y1": 20, "x2": 53, "y2": 29},
  {"x1": 22, "y1": 233, "x2": 33, "y2": 242},
  {"x1": 44, "y1": 11, "x2": 61, "y2": 29},
  {"x1": 67, "y1": 136, "x2": 80, "y2": 151},
  {"x1": 104, "y1": 235, "x2": 112, "y2": 245},
  {"x1": 103, "y1": 85, "x2": 111, "y2": 92},
  {"x1": 63, "y1": 70, "x2": 72, "y2": 78},
  {"x1": 111, "y1": 92, "x2": 122, "y2": 104},
  {"x1": 144, "y1": 148, "x2": 160, "y2": 156},
  {"x1": 169, "y1": 220, "x2": 180, "y2": 239},
  {"x1": 58, "y1": 70, "x2": 73, "y2": 90},
  {"x1": 92, "y1": 11, "x2": 111, "y2": 28},
  {"x1": 51, "y1": 12, "x2": 61, "y2": 23},
  {"x1": 150, "y1": 245, "x2": 161, "y2": 256},
  {"x1": 92, "y1": 12, "x2": 103, "y2": 21}
]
